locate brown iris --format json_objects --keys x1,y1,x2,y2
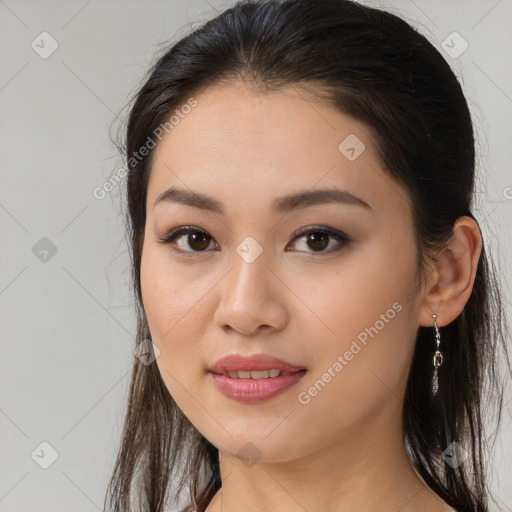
[
  {"x1": 305, "y1": 232, "x2": 329, "y2": 251},
  {"x1": 187, "y1": 231, "x2": 211, "y2": 251}
]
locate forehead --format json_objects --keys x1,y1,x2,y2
[
  {"x1": 152, "y1": 81, "x2": 375, "y2": 166},
  {"x1": 147, "y1": 82, "x2": 409, "y2": 218}
]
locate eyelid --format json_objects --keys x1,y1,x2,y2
[{"x1": 289, "y1": 225, "x2": 348, "y2": 242}]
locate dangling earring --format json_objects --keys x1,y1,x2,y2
[{"x1": 432, "y1": 314, "x2": 443, "y2": 397}]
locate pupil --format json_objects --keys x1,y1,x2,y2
[{"x1": 307, "y1": 232, "x2": 328, "y2": 251}]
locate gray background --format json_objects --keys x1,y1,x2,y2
[{"x1": 0, "y1": 0, "x2": 511, "y2": 511}]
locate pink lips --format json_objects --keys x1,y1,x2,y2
[
  {"x1": 208, "y1": 353, "x2": 305, "y2": 374},
  {"x1": 207, "y1": 353, "x2": 307, "y2": 403}
]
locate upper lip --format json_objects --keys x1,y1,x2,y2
[{"x1": 208, "y1": 353, "x2": 306, "y2": 374}]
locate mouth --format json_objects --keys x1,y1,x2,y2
[
  {"x1": 209, "y1": 368, "x2": 304, "y2": 379},
  {"x1": 208, "y1": 368, "x2": 307, "y2": 403},
  {"x1": 207, "y1": 352, "x2": 307, "y2": 375},
  {"x1": 207, "y1": 352, "x2": 307, "y2": 402}
]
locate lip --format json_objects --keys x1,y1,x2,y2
[
  {"x1": 207, "y1": 353, "x2": 307, "y2": 403},
  {"x1": 208, "y1": 353, "x2": 306, "y2": 374},
  {"x1": 209, "y1": 370, "x2": 307, "y2": 403}
]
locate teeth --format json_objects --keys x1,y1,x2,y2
[{"x1": 224, "y1": 369, "x2": 283, "y2": 379}]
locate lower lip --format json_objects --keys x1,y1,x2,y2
[{"x1": 209, "y1": 370, "x2": 307, "y2": 403}]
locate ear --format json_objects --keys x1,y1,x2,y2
[{"x1": 418, "y1": 216, "x2": 482, "y2": 328}]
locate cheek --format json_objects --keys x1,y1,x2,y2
[
  {"x1": 296, "y1": 307, "x2": 415, "y2": 459},
  {"x1": 293, "y1": 239, "x2": 418, "y2": 411},
  {"x1": 140, "y1": 243, "x2": 208, "y2": 337},
  {"x1": 140, "y1": 248, "x2": 210, "y2": 395}
]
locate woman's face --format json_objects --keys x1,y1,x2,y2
[{"x1": 140, "y1": 82, "x2": 428, "y2": 462}]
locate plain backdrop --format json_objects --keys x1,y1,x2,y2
[{"x1": 0, "y1": 0, "x2": 511, "y2": 511}]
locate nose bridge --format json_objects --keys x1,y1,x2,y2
[
  {"x1": 214, "y1": 240, "x2": 281, "y2": 333},
  {"x1": 227, "y1": 242, "x2": 269, "y2": 307}
]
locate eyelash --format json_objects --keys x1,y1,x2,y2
[{"x1": 156, "y1": 225, "x2": 350, "y2": 257}]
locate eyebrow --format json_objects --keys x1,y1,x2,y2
[{"x1": 153, "y1": 186, "x2": 372, "y2": 214}]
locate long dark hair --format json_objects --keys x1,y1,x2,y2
[{"x1": 104, "y1": 1, "x2": 511, "y2": 511}]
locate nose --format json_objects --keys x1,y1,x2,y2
[{"x1": 213, "y1": 248, "x2": 288, "y2": 336}]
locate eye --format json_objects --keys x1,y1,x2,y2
[
  {"x1": 287, "y1": 226, "x2": 350, "y2": 254},
  {"x1": 156, "y1": 226, "x2": 218, "y2": 256},
  {"x1": 157, "y1": 225, "x2": 350, "y2": 256}
]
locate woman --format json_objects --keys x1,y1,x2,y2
[{"x1": 104, "y1": 1, "x2": 511, "y2": 511}]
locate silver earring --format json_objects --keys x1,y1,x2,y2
[{"x1": 432, "y1": 314, "x2": 443, "y2": 396}]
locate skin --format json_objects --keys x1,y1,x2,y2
[{"x1": 140, "y1": 81, "x2": 482, "y2": 512}]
